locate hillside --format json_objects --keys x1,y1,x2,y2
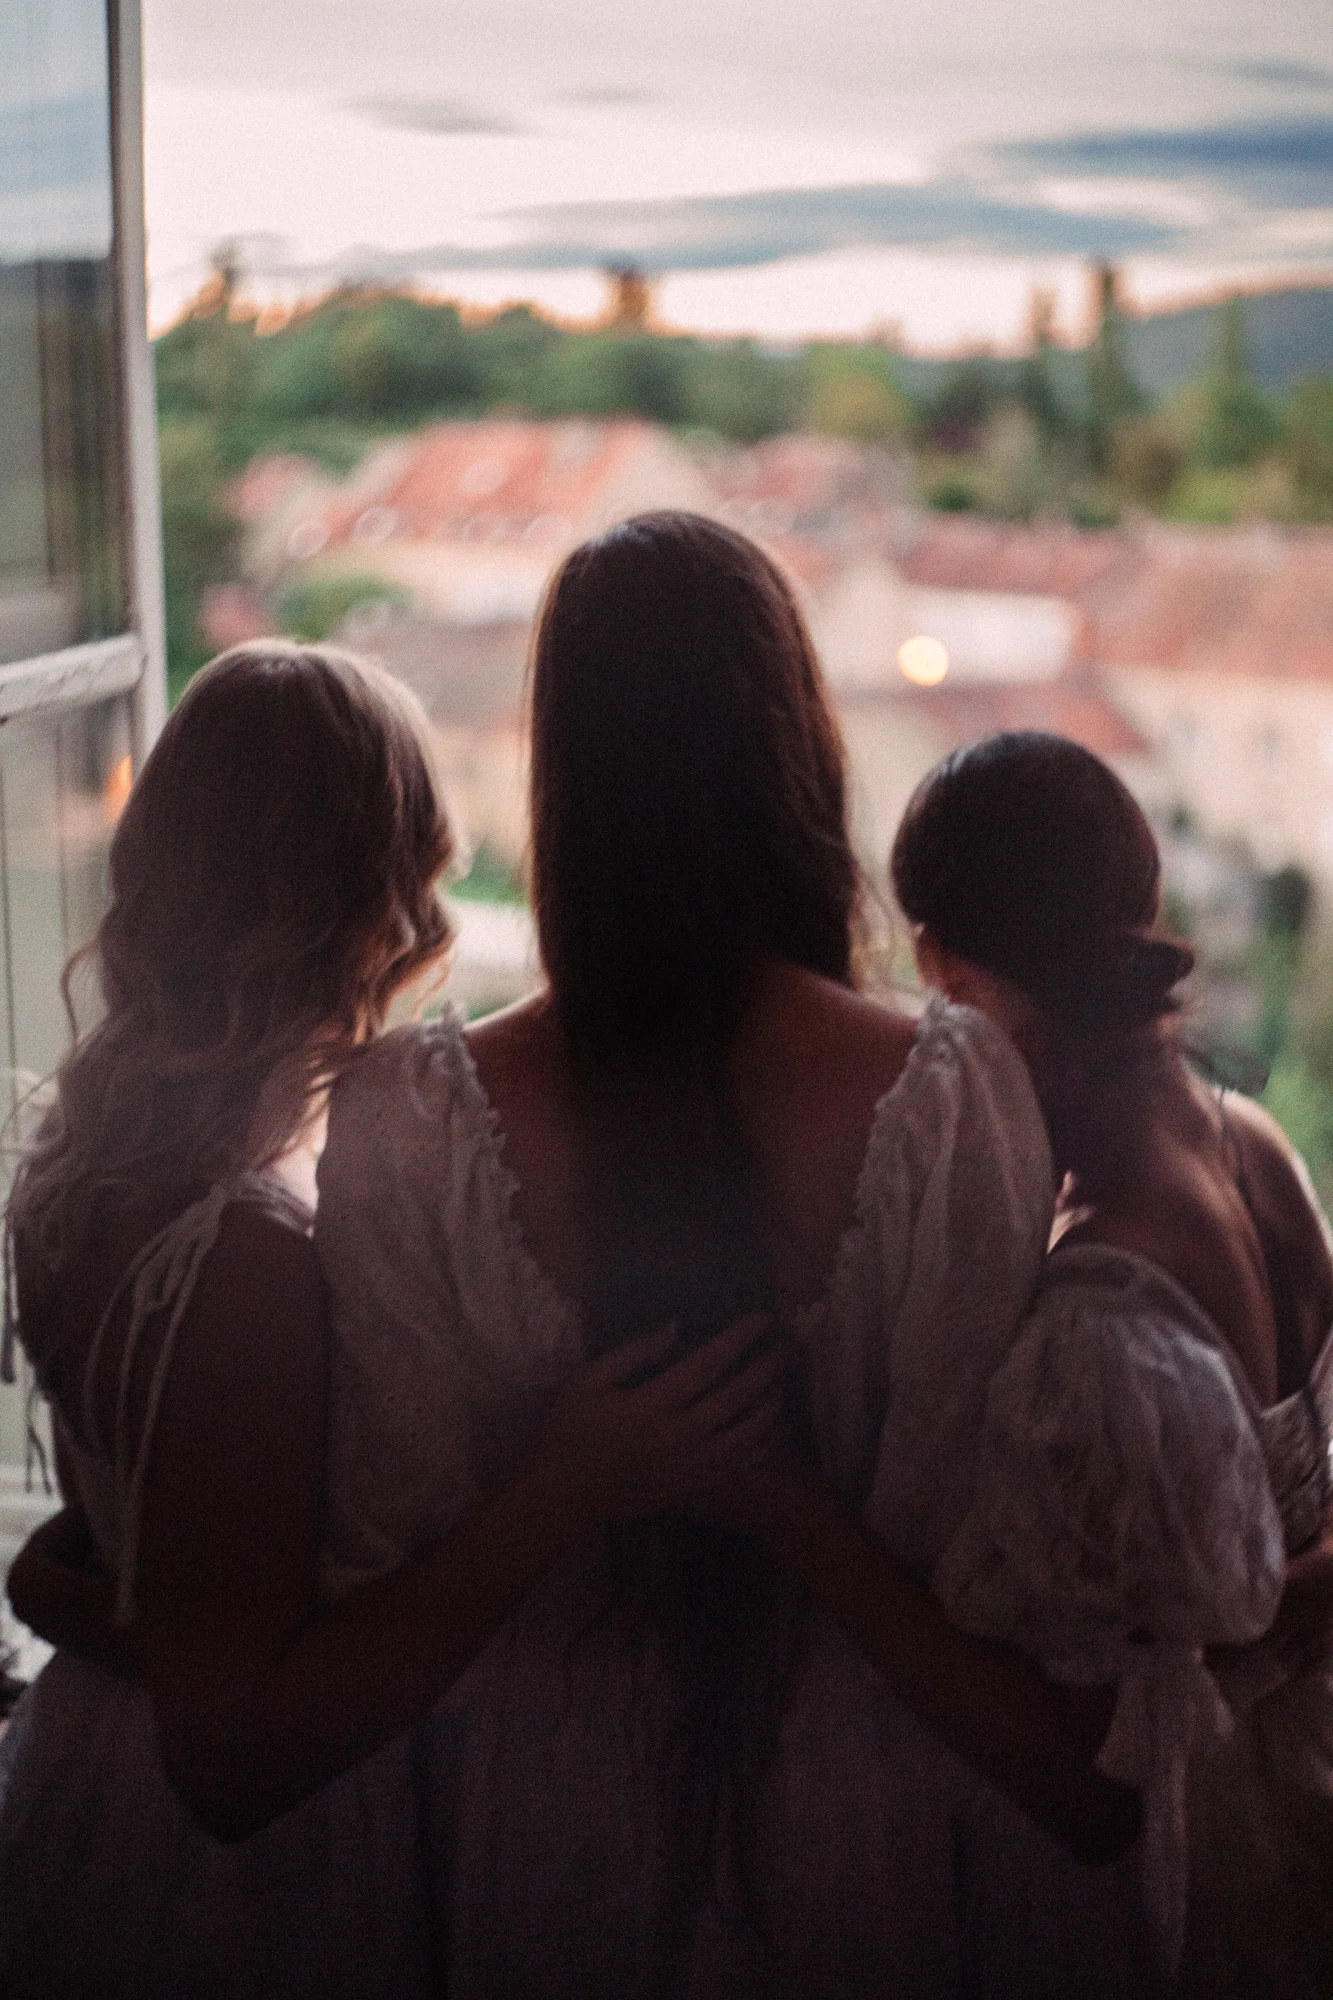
[
  {"x1": 893, "y1": 283, "x2": 1333, "y2": 396},
  {"x1": 1123, "y1": 285, "x2": 1333, "y2": 395}
]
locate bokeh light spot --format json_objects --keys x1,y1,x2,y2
[
  {"x1": 104, "y1": 754, "x2": 133, "y2": 823},
  {"x1": 897, "y1": 635, "x2": 949, "y2": 686}
]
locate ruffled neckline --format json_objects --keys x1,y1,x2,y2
[
  {"x1": 434, "y1": 994, "x2": 1004, "y2": 1341},
  {"x1": 434, "y1": 1010, "x2": 585, "y2": 1354}
]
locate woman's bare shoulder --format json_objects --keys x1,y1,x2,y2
[
  {"x1": 1224, "y1": 1091, "x2": 1328, "y2": 1227},
  {"x1": 1220, "y1": 1091, "x2": 1333, "y2": 1348},
  {"x1": 759, "y1": 963, "x2": 920, "y2": 1103},
  {"x1": 463, "y1": 991, "x2": 565, "y2": 1114}
]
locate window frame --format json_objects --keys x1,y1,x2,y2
[
  {"x1": 6, "y1": 0, "x2": 167, "y2": 754},
  {"x1": 0, "y1": 0, "x2": 164, "y2": 1507}
]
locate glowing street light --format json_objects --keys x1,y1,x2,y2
[{"x1": 897, "y1": 635, "x2": 949, "y2": 686}]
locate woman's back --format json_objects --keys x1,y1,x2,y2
[
  {"x1": 1218, "y1": 1089, "x2": 1333, "y2": 1394},
  {"x1": 466, "y1": 958, "x2": 919, "y2": 1314},
  {"x1": 1059, "y1": 1069, "x2": 1333, "y2": 1416},
  {"x1": 315, "y1": 988, "x2": 1077, "y2": 1997}
]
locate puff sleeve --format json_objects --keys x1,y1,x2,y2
[{"x1": 934, "y1": 1244, "x2": 1285, "y2": 1971}]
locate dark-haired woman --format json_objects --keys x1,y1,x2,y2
[
  {"x1": 312, "y1": 519, "x2": 1271, "y2": 1996},
  {"x1": 894, "y1": 728, "x2": 1332, "y2": 1995},
  {"x1": 0, "y1": 643, "x2": 786, "y2": 2000}
]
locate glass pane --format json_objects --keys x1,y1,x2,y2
[
  {"x1": 0, "y1": 694, "x2": 129, "y2": 1102},
  {"x1": 0, "y1": 0, "x2": 126, "y2": 666},
  {"x1": 0, "y1": 692, "x2": 131, "y2": 1473}
]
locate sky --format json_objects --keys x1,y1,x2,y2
[{"x1": 137, "y1": 0, "x2": 1333, "y2": 348}]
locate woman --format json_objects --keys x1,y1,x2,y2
[
  {"x1": 893, "y1": 728, "x2": 1333, "y2": 1994},
  {"x1": 0, "y1": 642, "x2": 787, "y2": 2000},
  {"x1": 310, "y1": 515, "x2": 1277, "y2": 1996}
]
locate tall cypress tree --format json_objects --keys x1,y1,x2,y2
[{"x1": 1084, "y1": 264, "x2": 1144, "y2": 471}]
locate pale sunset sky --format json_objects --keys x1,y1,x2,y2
[{"x1": 141, "y1": 0, "x2": 1333, "y2": 348}]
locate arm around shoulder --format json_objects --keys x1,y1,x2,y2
[{"x1": 758, "y1": 1454, "x2": 1140, "y2": 1865}]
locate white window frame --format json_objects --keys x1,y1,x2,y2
[
  {"x1": 4, "y1": 0, "x2": 167, "y2": 752},
  {"x1": 0, "y1": 0, "x2": 164, "y2": 1531}
]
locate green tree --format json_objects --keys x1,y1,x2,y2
[
  {"x1": 157, "y1": 419, "x2": 240, "y2": 701},
  {"x1": 1254, "y1": 864, "x2": 1312, "y2": 1066},
  {"x1": 1285, "y1": 378, "x2": 1333, "y2": 519},
  {"x1": 1015, "y1": 292, "x2": 1074, "y2": 444},
  {"x1": 971, "y1": 404, "x2": 1048, "y2": 520},
  {"x1": 808, "y1": 366, "x2": 908, "y2": 444},
  {"x1": 468, "y1": 305, "x2": 565, "y2": 406},
  {"x1": 1084, "y1": 266, "x2": 1146, "y2": 473},
  {"x1": 1262, "y1": 1052, "x2": 1333, "y2": 1211},
  {"x1": 153, "y1": 262, "x2": 259, "y2": 469},
  {"x1": 324, "y1": 296, "x2": 481, "y2": 418},
  {"x1": 1109, "y1": 415, "x2": 1183, "y2": 506},
  {"x1": 685, "y1": 340, "x2": 801, "y2": 440},
  {"x1": 274, "y1": 570, "x2": 409, "y2": 642},
  {"x1": 923, "y1": 360, "x2": 1002, "y2": 453},
  {"x1": 1198, "y1": 299, "x2": 1283, "y2": 470},
  {"x1": 534, "y1": 333, "x2": 691, "y2": 423}
]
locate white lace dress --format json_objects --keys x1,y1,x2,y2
[
  {"x1": 1179, "y1": 1296, "x2": 1333, "y2": 1997},
  {"x1": 311, "y1": 998, "x2": 1278, "y2": 1998},
  {"x1": 933, "y1": 1245, "x2": 1287, "y2": 1990},
  {"x1": 0, "y1": 1176, "x2": 437, "y2": 2000}
]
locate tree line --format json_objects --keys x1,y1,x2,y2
[{"x1": 156, "y1": 261, "x2": 1333, "y2": 688}]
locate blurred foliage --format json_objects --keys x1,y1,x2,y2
[
  {"x1": 1178, "y1": 856, "x2": 1333, "y2": 1210},
  {"x1": 1196, "y1": 300, "x2": 1285, "y2": 471},
  {"x1": 1109, "y1": 416, "x2": 1183, "y2": 506},
  {"x1": 1286, "y1": 380, "x2": 1333, "y2": 520},
  {"x1": 451, "y1": 840, "x2": 527, "y2": 906},
  {"x1": 805, "y1": 345, "x2": 909, "y2": 443},
  {"x1": 153, "y1": 274, "x2": 1333, "y2": 692},
  {"x1": 1262, "y1": 1053, "x2": 1333, "y2": 1214},
  {"x1": 274, "y1": 571, "x2": 410, "y2": 643},
  {"x1": 158, "y1": 418, "x2": 241, "y2": 703},
  {"x1": 1083, "y1": 267, "x2": 1147, "y2": 473}
]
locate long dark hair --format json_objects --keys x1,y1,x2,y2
[
  {"x1": 530, "y1": 511, "x2": 859, "y2": 1945},
  {"x1": 891, "y1": 731, "x2": 1192, "y2": 1043},
  {"x1": 15, "y1": 644, "x2": 453, "y2": 1287}
]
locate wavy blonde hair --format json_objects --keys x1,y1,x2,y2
[{"x1": 13, "y1": 642, "x2": 454, "y2": 1268}]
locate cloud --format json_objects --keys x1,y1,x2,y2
[
  {"x1": 261, "y1": 180, "x2": 1180, "y2": 288},
  {"x1": 1225, "y1": 60, "x2": 1333, "y2": 94},
  {"x1": 555, "y1": 86, "x2": 655, "y2": 106},
  {"x1": 997, "y1": 117, "x2": 1333, "y2": 210},
  {"x1": 351, "y1": 97, "x2": 524, "y2": 137},
  {"x1": 234, "y1": 107, "x2": 1333, "y2": 294}
]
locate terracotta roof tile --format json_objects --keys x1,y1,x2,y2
[
  {"x1": 704, "y1": 435, "x2": 905, "y2": 537},
  {"x1": 230, "y1": 454, "x2": 321, "y2": 522},
  {"x1": 320, "y1": 419, "x2": 658, "y2": 549},
  {"x1": 898, "y1": 516, "x2": 1130, "y2": 598},
  {"x1": 1084, "y1": 529, "x2": 1333, "y2": 680}
]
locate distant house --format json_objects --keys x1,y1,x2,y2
[
  {"x1": 238, "y1": 419, "x2": 720, "y2": 886},
  {"x1": 267, "y1": 418, "x2": 719, "y2": 626},
  {"x1": 236, "y1": 417, "x2": 1333, "y2": 912},
  {"x1": 832, "y1": 512, "x2": 1333, "y2": 905},
  {"x1": 339, "y1": 604, "x2": 531, "y2": 871},
  {"x1": 702, "y1": 433, "x2": 911, "y2": 544},
  {"x1": 1085, "y1": 527, "x2": 1333, "y2": 885},
  {"x1": 774, "y1": 516, "x2": 1148, "y2": 882},
  {"x1": 232, "y1": 454, "x2": 342, "y2": 590}
]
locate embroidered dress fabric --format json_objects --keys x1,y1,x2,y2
[
  {"x1": 313, "y1": 999, "x2": 1162, "y2": 1998},
  {"x1": 1183, "y1": 1307, "x2": 1333, "y2": 1998},
  {"x1": 933, "y1": 1246, "x2": 1286, "y2": 1983}
]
